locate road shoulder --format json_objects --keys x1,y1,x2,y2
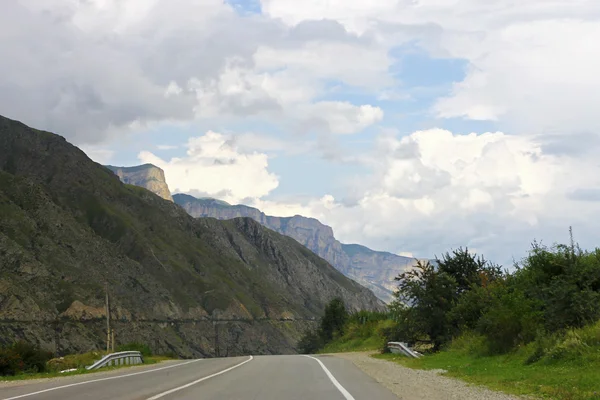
[
  {"x1": 0, "y1": 360, "x2": 183, "y2": 389},
  {"x1": 332, "y1": 352, "x2": 524, "y2": 400}
]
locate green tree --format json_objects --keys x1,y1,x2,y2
[
  {"x1": 437, "y1": 247, "x2": 503, "y2": 295},
  {"x1": 395, "y1": 260, "x2": 458, "y2": 350},
  {"x1": 319, "y1": 298, "x2": 349, "y2": 342},
  {"x1": 297, "y1": 329, "x2": 323, "y2": 354}
]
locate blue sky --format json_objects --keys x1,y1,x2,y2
[{"x1": 4, "y1": 0, "x2": 599, "y2": 265}]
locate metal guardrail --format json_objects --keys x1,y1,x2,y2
[
  {"x1": 387, "y1": 342, "x2": 422, "y2": 358},
  {"x1": 86, "y1": 351, "x2": 144, "y2": 370}
]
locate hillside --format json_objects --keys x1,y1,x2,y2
[
  {"x1": 105, "y1": 164, "x2": 173, "y2": 202},
  {"x1": 0, "y1": 115, "x2": 383, "y2": 358},
  {"x1": 173, "y1": 194, "x2": 422, "y2": 303}
]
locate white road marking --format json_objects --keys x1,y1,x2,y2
[
  {"x1": 146, "y1": 355, "x2": 254, "y2": 400},
  {"x1": 1, "y1": 359, "x2": 202, "y2": 400},
  {"x1": 303, "y1": 355, "x2": 356, "y2": 400}
]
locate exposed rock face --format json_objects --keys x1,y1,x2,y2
[
  {"x1": 174, "y1": 194, "x2": 423, "y2": 303},
  {"x1": 0, "y1": 115, "x2": 384, "y2": 357},
  {"x1": 106, "y1": 164, "x2": 173, "y2": 202}
]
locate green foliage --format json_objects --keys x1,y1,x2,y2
[
  {"x1": 298, "y1": 298, "x2": 349, "y2": 354},
  {"x1": 46, "y1": 351, "x2": 105, "y2": 372},
  {"x1": 476, "y1": 283, "x2": 543, "y2": 353},
  {"x1": 394, "y1": 260, "x2": 458, "y2": 350},
  {"x1": 390, "y1": 231, "x2": 600, "y2": 356},
  {"x1": 319, "y1": 298, "x2": 349, "y2": 343},
  {"x1": 298, "y1": 299, "x2": 395, "y2": 354},
  {"x1": 375, "y1": 334, "x2": 600, "y2": 400},
  {"x1": 0, "y1": 341, "x2": 54, "y2": 376},
  {"x1": 437, "y1": 247, "x2": 503, "y2": 294},
  {"x1": 117, "y1": 343, "x2": 153, "y2": 357},
  {"x1": 298, "y1": 329, "x2": 323, "y2": 354}
]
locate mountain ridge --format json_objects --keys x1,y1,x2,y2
[
  {"x1": 0, "y1": 114, "x2": 383, "y2": 357},
  {"x1": 173, "y1": 194, "x2": 422, "y2": 303},
  {"x1": 105, "y1": 164, "x2": 174, "y2": 202}
]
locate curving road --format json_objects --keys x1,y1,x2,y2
[{"x1": 0, "y1": 355, "x2": 399, "y2": 400}]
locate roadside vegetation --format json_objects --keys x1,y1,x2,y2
[
  {"x1": 300, "y1": 229, "x2": 600, "y2": 399},
  {"x1": 0, "y1": 341, "x2": 173, "y2": 380}
]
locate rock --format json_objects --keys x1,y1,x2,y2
[
  {"x1": 174, "y1": 194, "x2": 427, "y2": 303},
  {"x1": 0, "y1": 114, "x2": 383, "y2": 357},
  {"x1": 105, "y1": 164, "x2": 173, "y2": 202}
]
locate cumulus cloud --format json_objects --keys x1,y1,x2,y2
[
  {"x1": 138, "y1": 131, "x2": 279, "y2": 204},
  {"x1": 255, "y1": 128, "x2": 600, "y2": 265},
  {"x1": 262, "y1": 0, "x2": 600, "y2": 136},
  {"x1": 1, "y1": 0, "x2": 386, "y2": 144},
  {"x1": 188, "y1": 60, "x2": 383, "y2": 135},
  {"x1": 80, "y1": 145, "x2": 115, "y2": 165}
]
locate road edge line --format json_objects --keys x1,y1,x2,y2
[
  {"x1": 1, "y1": 359, "x2": 202, "y2": 400},
  {"x1": 303, "y1": 355, "x2": 356, "y2": 400},
  {"x1": 146, "y1": 355, "x2": 254, "y2": 400}
]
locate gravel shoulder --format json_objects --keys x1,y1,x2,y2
[{"x1": 333, "y1": 352, "x2": 526, "y2": 400}]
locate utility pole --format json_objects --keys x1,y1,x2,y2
[
  {"x1": 105, "y1": 281, "x2": 111, "y2": 353},
  {"x1": 214, "y1": 321, "x2": 220, "y2": 357}
]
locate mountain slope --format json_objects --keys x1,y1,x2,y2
[
  {"x1": 0, "y1": 115, "x2": 383, "y2": 357},
  {"x1": 106, "y1": 164, "x2": 174, "y2": 202},
  {"x1": 173, "y1": 194, "x2": 421, "y2": 303}
]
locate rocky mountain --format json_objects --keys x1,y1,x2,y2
[
  {"x1": 106, "y1": 164, "x2": 173, "y2": 202},
  {"x1": 0, "y1": 115, "x2": 383, "y2": 358},
  {"x1": 174, "y1": 194, "x2": 421, "y2": 303}
]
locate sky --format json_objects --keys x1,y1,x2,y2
[{"x1": 2, "y1": 0, "x2": 600, "y2": 266}]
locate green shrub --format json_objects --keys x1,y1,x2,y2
[
  {"x1": 117, "y1": 343, "x2": 152, "y2": 357},
  {"x1": 448, "y1": 331, "x2": 489, "y2": 356},
  {"x1": 298, "y1": 329, "x2": 323, "y2": 354},
  {"x1": 0, "y1": 341, "x2": 54, "y2": 376}
]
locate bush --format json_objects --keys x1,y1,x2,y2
[
  {"x1": 117, "y1": 343, "x2": 152, "y2": 357},
  {"x1": 476, "y1": 286, "x2": 542, "y2": 354},
  {"x1": 0, "y1": 341, "x2": 54, "y2": 376},
  {"x1": 448, "y1": 332, "x2": 489, "y2": 356},
  {"x1": 298, "y1": 329, "x2": 323, "y2": 354},
  {"x1": 319, "y1": 298, "x2": 349, "y2": 343}
]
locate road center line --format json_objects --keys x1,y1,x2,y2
[
  {"x1": 146, "y1": 355, "x2": 254, "y2": 400},
  {"x1": 303, "y1": 355, "x2": 356, "y2": 400},
  {"x1": 1, "y1": 359, "x2": 202, "y2": 400}
]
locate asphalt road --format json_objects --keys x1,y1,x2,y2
[{"x1": 0, "y1": 355, "x2": 399, "y2": 400}]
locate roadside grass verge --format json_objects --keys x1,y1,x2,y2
[
  {"x1": 316, "y1": 314, "x2": 394, "y2": 354},
  {"x1": 373, "y1": 328, "x2": 600, "y2": 400},
  {"x1": 320, "y1": 334, "x2": 384, "y2": 353},
  {"x1": 0, "y1": 353, "x2": 176, "y2": 382}
]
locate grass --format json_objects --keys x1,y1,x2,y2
[
  {"x1": 0, "y1": 353, "x2": 176, "y2": 382},
  {"x1": 373, "y1": 342, "x2": 600, "y2": 400},
  {"x1": 318, "y1": 317, "x2": 393, "y2": 354},
  {"x1": 321, "y1": 334, "x2": 384, "y2": 353}
]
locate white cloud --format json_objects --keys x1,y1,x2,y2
[
  {"x1": 80, "y1": 145, "x2": 114, "y2": 164},
  {"x1": 252, "y1": 128, "x2": 600, "y2": 264},
  {"x1": 187, "y1": 60, "x2": 383, "y2": 134},
  {"x1": 2, "y1": 0, "x2": 386, "y2": 145},
  {"x1": 138, "y1": 131, "x2": 279, "y2": 204},
  {"x1": 262, "y1": 0, "x2": 600, "y2": 136},
  {"x1": 156, "y1": 145, "x2": 178, "y2": 150}
]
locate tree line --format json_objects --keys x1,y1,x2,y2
[{"x1": 300, "y1": 229, "x2": 600, "y2": 356}]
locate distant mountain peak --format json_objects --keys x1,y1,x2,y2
[
  {"x1": 173, "y1": 193, "x2": 420, "y2": 303},
  {"x1": 106, "y1": 164, "x2": 173, "y2": 202}
]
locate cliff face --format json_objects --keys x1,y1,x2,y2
[
  {"x1": 106, "y1": 164, "x2": 173, "y2": 202},
  {"x1": 174, "y1": 194, "x2": 422, "y2": 303},
  {"x1": 0, "y1": 115, "x2": 383, "y2": 357}
]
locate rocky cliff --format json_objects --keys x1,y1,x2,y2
[
  {"x1": 0, "y1": 115, "x2": 384, "y2": 357},
  {"x1": 106, "y1": 164, "x2": 173, "y2": 202},
  {"x1": 174, "y1": 194, "x2": 422, "y2": 303}
]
